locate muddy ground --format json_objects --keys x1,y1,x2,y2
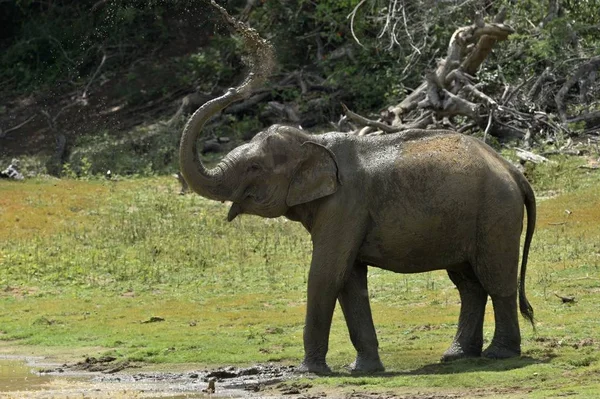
[
  {"x1": 0, "y1": 356, "x2": 508, "y2": 399},
  {"x1": 2, "y1": 356, "x2": 299, "y2": 398},
  {"x1": 0, "y1": 355, "x2": 528, "y2": 399},
  {"x1": 49, "y1": 358, "x2": 302, "y2": 398}
]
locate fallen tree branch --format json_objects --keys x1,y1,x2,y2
[
  {"x1": 515, "y1": 148, "x2": 550, "y2": 164},
  {"x1": 384, "y1": 9, "x2": 513, "y2": 132},
  {"x1": 527, "y1": 67, "x2": 553, "y2": 100},
  {"x1": 566, "y1": 111, "x2": 600, "y2": 130},
  {"x1": 556, "y1": 56, "x2": 600, "y2": 122},
  {"x1": 342, "y1": 103, "x2": 402, "y2": 133},
  {"x1": 458, "y1": 122, "x2": 478, "y2": 133},
  {"x1": 225, "y1": 92, "x2": 270, "y2": 114},
  {"x1": 555, "y1": 293, "x2": 576, "y2": 304},
  {"x1": 357, "y1": 126, "x2": 376, "y2": 136},
  {"x1": 493, "y1": 120, "x2": 529, "y2": 139},
  {"x1": 461, "y1": 84, "x2": 497, "y2": 107}
]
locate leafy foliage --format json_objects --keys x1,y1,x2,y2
[
  {"x1": 0, "y1": 0, "x2": 225, "y2": 90},
  {"x1": 1, "y1": 0, "x2": 600, "y2": 176}
]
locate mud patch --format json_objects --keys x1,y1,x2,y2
[
  {"x1": 25, "y1": 360, "x2": 299, "y2": 398},
  {"x1": 402, "y1": 135, "x2": 466, "y2": 157},
  {"x1": 92, "y1": 364, "x2": 296, "y2": 394},
  {"x1": 3, "y1": 357, "x2": 535, "y2": 399},
  {"x1": 51, "y1": 355, "x2": 136, "y2": 374}
]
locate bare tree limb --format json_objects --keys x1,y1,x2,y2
[
  {"x1": 516, "y1": 148, "x2": 550, "y2": 164},
  {"x1": 342, "y1": 103, "x2": 402, "y2": 133},
  {"x1": 556, "y1": 56, "x2": 600, "y2": 122},
  {"x1": 503, "y1": 75, "x2": 536, "y2": 105},
  {"x1": 461, "y1": 22, "x2": 514, "y2": 75},
  {"x1": 386, "y1": 11, "x2": 513, "y2": 127},
  {"x1": 82, "y1": 50, "x2": 108, "y2": 101},
  {"x1": 347, "y1": 0, "x2": 367, "y2": 49},
  {"x1": 528, "y1": 67, "x2": 553, "y2": 100},
  {"x1": 462, "y1": 84, "x2": 497, "y2": 107},
  {"x1": 0, "y1": 115, "x2": 36, "y2": 138},
  {"x1": 483, "y1": 110, "x2": 493, "y2": 143},
  {"x1": 567, "y1": 111, "x2": 600, "y2": 130}
]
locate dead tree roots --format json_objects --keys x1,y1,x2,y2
[{"x1": 342, "y1": 10, "x2": 600, "y2": 144}]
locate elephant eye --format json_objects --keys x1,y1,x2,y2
[
  {"x1": 247, "y1": 163, "x2": 262, "y2": 173},
  {"x1": 244, "y1": 186, "x2": 264, "y2": 203},
  {"x1": 244, "y1": 187, "x2": 256, "y2": 200}
]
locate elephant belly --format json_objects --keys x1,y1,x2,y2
[{"x1": 357, "y1": 225, "x2": 471, "y2": 274}]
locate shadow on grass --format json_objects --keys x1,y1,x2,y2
[
  {"x1": 328, "y1": 355, "x2": 557, "y2": 377},
  {"x1": 397, "y1": 355, "x2": 555, "y2": 375}
]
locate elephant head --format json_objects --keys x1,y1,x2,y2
[
  {"x1": 179, "y1": 2, "x2": 341, "y2": 222},
  {"x1": 178, "y1": 72, "x2": 342, "y2": 223},
  {"x1": 180, "y1": 114, "x2": 341, "y2": 221}
]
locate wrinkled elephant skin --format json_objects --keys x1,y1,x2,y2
[{"x1": 180, "y1": 121, "x2": 536, "y2": 374}]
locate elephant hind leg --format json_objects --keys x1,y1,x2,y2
[
  {"x1": 482, "y1": 293, "x2": 521, "y2": 359},
  {"x1": 442, "y1": 268, "x2": 487, "y2": 362},
  {"x1": 473, "y1": 230, "x2": 522, "y2": 359}
]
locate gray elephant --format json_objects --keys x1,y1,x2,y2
[
  {"x1": 180, "y1": 96, "x2": 536, "y2": 374},
  {"x1": 180, "y1": 3, "x2": 535, "y2": 374}
]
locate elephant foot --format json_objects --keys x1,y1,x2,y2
[
  {"x1": 295, "y1": 360, "x2": 332, "y2": 375},
  {"x1": 482, "y1": 343, "x2": 520, "y2": 359},
  {"x1": 348, "y1": 354, "x2": 385, "y2": 374},
  {"x1": 441, "y1": 342, "x2": 482, "y2": 362}
]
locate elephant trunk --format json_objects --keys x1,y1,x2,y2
[
  {"x1": 178, "y1": 0, "x2": 275, "y2": 202},
  {"x1": 179, "y1": 91, "x2": 240, "y2": 202}
]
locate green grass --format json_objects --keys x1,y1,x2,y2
[{"x1": 1, "y1": 154, "x2": 600, "y2": 397}]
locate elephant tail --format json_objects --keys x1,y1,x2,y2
[{"x1": 518, "y1": 175, "x2": 536, "y2": 329}]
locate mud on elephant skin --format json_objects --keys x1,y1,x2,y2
[
  {"x1": 178, "y1": 2, "x2": 536, "y2": 375},
  {"x1": 181, "y1": 120, "x2": 536, "y2": 373}
]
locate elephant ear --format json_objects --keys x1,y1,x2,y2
[{"x1": 286, "y1": 141, "x2": 341, "y2": 207}]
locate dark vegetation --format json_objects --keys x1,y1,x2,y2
[
  {"x1": 1, "y1": 2, "x2": 600, "y2": 396},
  {"x1": 1, "y1": 0, "x2": 599, "y2": 177}
]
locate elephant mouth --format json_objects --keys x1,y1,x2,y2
[{"x1": 227, "y1": 202, "x2": 242, "y2": 222}]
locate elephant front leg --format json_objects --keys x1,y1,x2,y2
[
  {"x1": 338, "y1": 262, "x2": 384, "y2": 373},
  {"x1": 297, "y1": 265, "x2": 339, "y2": 374},
  {"x1": 297, "y1": 213, "x2": 367, "y2": 374}
]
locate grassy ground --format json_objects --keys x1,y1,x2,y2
[{"x1": 1, "y1": 154, "x2": 600, "y2": 397}]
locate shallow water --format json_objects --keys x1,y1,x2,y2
[
  {"x1": 0, "y1": 357, "x2": 293, "y2": 398},
  {"x1": 0, "y1": 358, "x2": 208, "y2": 398},
  {"x1": 0, "y1": 358, "x2": 55, "y2": 392}
]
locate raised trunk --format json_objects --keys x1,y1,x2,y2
[
  {"x1": 178, "y1": 0, "x2": 275, "y2": 202},
  {"x1": 179, "y1": 90, "x2": 243, "y2": 201}
]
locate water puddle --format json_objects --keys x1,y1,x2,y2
[
  {"x1": 1, "y1": 358, "x2": 58, "y2": 392},
  {"x1": 0, "y1": 357, "x2": 298, "y2": 398}
]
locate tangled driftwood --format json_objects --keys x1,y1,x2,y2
[
  {"x1": 176, "y1": 3, "x2": 600, "y2": 151},
  {"x1": 343, "y1": 9, "x2": 600, "y2": 144},
  {"x1": 343, "y1": 9, "x2": 525, "y2": 140}
]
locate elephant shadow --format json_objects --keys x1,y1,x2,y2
[{"x1": 337, "y1": 355, "x2": 556, "y2": 377}]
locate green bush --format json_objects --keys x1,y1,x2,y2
[{"x1": 66, "y1": 123, "x2": 182, "y2": 177}]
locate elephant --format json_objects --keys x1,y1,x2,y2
[
  {"x1": 179, "y1": 2, "x2": 535, "y2": 375},
  {"x1": 179, "y1": 83, "x2": 536, "y2": 373}
]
